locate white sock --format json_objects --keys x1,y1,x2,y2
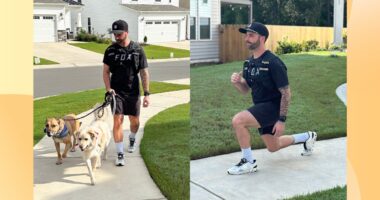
[
  {"x1": 116, "y1": 142, "x2": 124, "y2": 153},
  {"x1": 129, "y1": 132, "x2": 136, "y2": 140},
  {"x1": 292, "y1": 132, "x2": 310, "y2": 144},
  {"x1": 242, "y1": 147, "x2": 254, "y2": 163}
]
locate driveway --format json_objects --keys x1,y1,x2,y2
[
  {"x1": 150, "y1": 41, "x2": 190, "y2": 50},
  {"x1": 34, "y1": 42, "x2": 103, "y2": 66}
]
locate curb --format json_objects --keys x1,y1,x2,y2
[{"x1": 33, "y1": 58, "x2": 190, "y2": 70}]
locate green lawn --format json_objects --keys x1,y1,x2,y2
[
  {"x1": 33, "y1": 57, "x2": 59, "y2": 65},
  {"x1": 34, "y1": 82, "x2": 189, "y2": 145},
  {"x1": 284, "y1": 185, "x2": 346, "y2": 200},
  {"x1": 190, "y1": 51, "x2": 346, "y2": 159},
  {"x1": 141, "y1": 103, "x2": 189, "y2": 200},
  {"x1": 69, "y1": 42, "x2": 190, "y2": 59}
]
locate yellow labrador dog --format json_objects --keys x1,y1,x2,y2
[
  {"x1": 45, "y1": 114, "x2": 80, "y2": 165},
  {"x1": 76, "y1": 104, "x2": 112, "y2": 185}
]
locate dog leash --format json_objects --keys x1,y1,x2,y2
[{"x1": 63, "y1": 92, "x2": 118, "y2": 121}]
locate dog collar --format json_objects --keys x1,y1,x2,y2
[{"x1": 55, "y1": 124, "x2": 69, "y2": 138}]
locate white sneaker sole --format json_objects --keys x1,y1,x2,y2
[
  {"x1": 301, "y1": 131, "x2": 317, "y2": 156},
  {"x1": 128, "y1": 147, "x2": 135, "y2": 153},
  {"x1": 227, "y1": 166, "x2": 258, "y2": 175}
]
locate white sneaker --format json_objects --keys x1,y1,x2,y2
[
  {"x1": 115, "y1": 152, "x2": 125, "y2": 166},
  {"x1": 301, "y1": 131, "x2": 317, "y2": 156},
  {"x1": 128, "y1": 138, "x2": 136, "y2": 153},
  {"x1": 227, "y1": 158, "x2": 257, "y2": 175}
]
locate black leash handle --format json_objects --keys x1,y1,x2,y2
[{"x1": 63, "y1": 92, "x2": 114, "y2": 121}]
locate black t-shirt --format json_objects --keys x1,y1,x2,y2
[
  {"x1": 103, "y1": 41, "x2": 148, "y2": 96},
  {"x1": 242, "y1": 50, "x2": 289, "y2": 104}
]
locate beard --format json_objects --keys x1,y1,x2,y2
[
  {"x1": 116, "y1": 35, "x2": 127, "y2": 44},
  {"x1": 247, "y1": 39, "x2": 261, "y2": 50}
]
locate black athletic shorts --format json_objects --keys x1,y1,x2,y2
[
  {"x1": 247, "y1": 100, "x2": 280, "y2": 135},
  {"x1": 111, "y1": 94, "x2": 141, "y2": 116}
]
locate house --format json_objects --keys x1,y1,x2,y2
[
  {"x1": 190, "y1": 0, "x2": 252, "y2": 64},
  {"x1": 33, "y1": 0, "x2": 83, "y2": 42},
  {"x1": 80, "y1": 0, "x2": 189, "y2": 43}
]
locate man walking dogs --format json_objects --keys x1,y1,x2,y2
[
  {"x1": 227, "y1": 22, "x2": 317, "y2": 175},
  {"x1": 103, "y1": 20, "x2": 150, "y2": 166}
]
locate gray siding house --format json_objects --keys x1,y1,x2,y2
[{"x1": 190, "y1": 0, "x2": 252, "y2": 64}]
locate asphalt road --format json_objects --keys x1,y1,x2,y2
[{"x1": 34, "y1": 60, "x2": 189, "y2": 98}]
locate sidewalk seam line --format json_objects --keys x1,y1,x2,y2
[{"x1": 191, "y1": 180, "x2": 225, "y2": 200}]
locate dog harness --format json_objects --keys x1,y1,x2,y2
[{"x1": 54, "y1": 124, "x2": 69, "y2": 138}]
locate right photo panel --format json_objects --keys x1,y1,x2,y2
[{"x1": 190, "y1": 0, "x2": 347, "y2": 199}]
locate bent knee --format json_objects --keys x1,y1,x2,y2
[
  {"x1": 266, "y1": 145, "x2": 280, "y2": 153},
  {"x1": 232, "y1": 115, "x2": 244, "y2": 128}
]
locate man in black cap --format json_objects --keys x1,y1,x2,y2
[
  {"x1": 103, "y1": 19, "x2": 150, "y2": 166},
  {"x1": 227, "y1": 22, "x2": 317, "y2": 175}
]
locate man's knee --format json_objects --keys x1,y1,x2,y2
[
  {"x1": 114, "y1": 115, "x2": 123, "y2": 127},
  {"x1": 266, "y1": 142, "x2": 280, "y2": 152},
  {"x1": 129, "y1": 116, "x2": 140, "y2": 126},
  {"x1": 232, "y1": 114, "x2": 244, "y2": 128}
]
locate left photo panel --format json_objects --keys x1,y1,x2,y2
[{"x1": 33, "y1": 0, "x2": 190, "y2": 199}]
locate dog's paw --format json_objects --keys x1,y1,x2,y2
[
  {"x1": 70, "y1": 148, "x2": 76, "y2": 152},
  {"x1": 56, "y1": 160, "x2": 63, "y2": 165}
]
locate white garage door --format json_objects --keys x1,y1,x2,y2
[
  {"x1": 34, "y1": 15, "x2": 56, "y2": 42},
  {"x1": 144, "y1": 21, "x2": 179, "y2": 43}
]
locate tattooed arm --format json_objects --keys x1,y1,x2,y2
[
  {"x1": 279, "y1": 85, "x2": 291, "y2": 117},
  {"x1": 140, "y1": 68, "x2": 150, "y2": 107},
  {"x1": 272, "y1": 85, "x2": 291, "y2": 136},
  {"x1": 140, "y1": 68, "x2": 150, "y2": 93}
]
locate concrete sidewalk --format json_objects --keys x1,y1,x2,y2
[
  {"x1": 34, "y1": 89, "x2": 190, "y2": 200},
  {"x1": 33, "y1": 42, "x2": 189, "y2": 69},
  {"x1": 190, "y1": 138, "x2": 346, "y2": 200}
]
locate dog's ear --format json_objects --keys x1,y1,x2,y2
[{"x1": 88, "y1": 130, "x2": 97, "y2": 139}]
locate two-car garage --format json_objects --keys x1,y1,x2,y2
[
  {"x1": 143, "y1": 20, "x2": 180, "y2": 43},
  {"x1": 33, "y1": 15, "x2": 56, "y2": 42}
]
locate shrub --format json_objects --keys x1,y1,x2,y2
[
  {"x1": 275, "y1": 38, "x2": 302, "y2": 55},
  {"x1": 75, "y1": 29, "x2": 111, "y2": 44},
  {"x1": 301, "y1": 40, "x2": 319, "y2": 52},
  {"x1": 144, "y1": 36, "x2": 148, "y2": 44}
]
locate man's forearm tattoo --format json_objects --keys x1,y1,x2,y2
[
  {"x1": 140, "y1": 68, "x2": 150, "y2": 92},
  {"x1": 279, "y1": 86, "x2": 291, "y2": 117}
]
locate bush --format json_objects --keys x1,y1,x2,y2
[
  {"x1": 275, "y1": 38, "x2": 302, "y2": 55},
  {"x1": 144, "y1": 36, "x2": 148, "y2": 44},
  {"x1": 276, "y1": 38, "x2": 321, "y2": 55},
  {"x1": 75, "y1": 29, "x2": 111, "y2": 44},
  {"x1": 301, "y1": 40, "x2": 319, "y2": 52}
]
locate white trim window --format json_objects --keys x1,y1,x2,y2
[
  {"x1": 199, "y1": 17, "x2": 210, "y2": 40},
  {"x1": 190, "y1": 17, "x2": 196, "y2": 40}
]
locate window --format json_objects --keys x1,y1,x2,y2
[
  {"x1": 171, "y1": 21, "x2": 178, "y2": 24},
  {"x1": 33, "y1": 16, "x2": 40, "y2": 19},
  {"x1": 163, "y1": 21, "x2": 170, "y2": 24},
  {"x1": 203, "y1": 0, "x2": 208, "y2": 3},
  {"x1": 146, "y1": 21, "x2": 153, "y2": 24},
  {"x1": 155, "y1": 21, "x2": 162, "y2": 24},
  {"x1": 200, "y1": 17, "x2": 210, "y2": 39},
  {"x1": 155, "y1": 0, "x2": 161, "y2": 2},
  {"x1": 190, "y1": 17, "x2": 196, "y2": 40},
  {"x1": 132, "y1": 0, "x2": 138, "y2": 1},
  {"x1": 43, "y1": 16, "x2": 54, "y2": 20}
]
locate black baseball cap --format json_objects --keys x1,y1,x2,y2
[
  {"x1": 111, "y1": 20, "x2": 128, "y2": 34},
  {"x1": 239, "y1": 22, "x2": 269, "y2": 39}
]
